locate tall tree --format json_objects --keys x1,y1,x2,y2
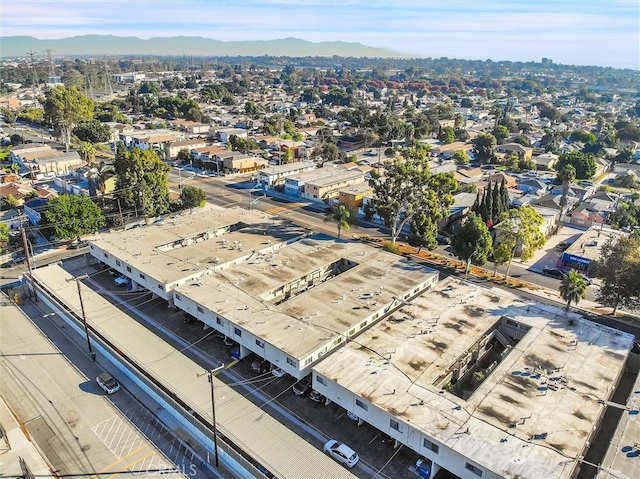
[
  {"x1": 179, "y1": 186, "x2": 207, "y2": 209},
  {"x1": 43, "y1": 195, "x2": 105, "y2": 242},
  {"x1": 114, "y1": 148, "x2": 170, "y2": 218},
  {"x1": 555, "y1": 164, "x2": 576, "y2": 234},
  {"x1": 88, "y1": 161, "x2": 115, "y2": 203},
  {"x1": 0, "y1": 222, "x2": 9, "y2": 254},
  {"x1": 365, "y1": 158, "x2": 457, "y2": 244},
  {"x1": 492, "y1": 243, "x2": 511, "y2": 277},
  {"x1": 591, "y1": 236, "x2": 640, "y2": 313},
  {"x1": 407, "y1": 210, "x2": 438, "y2": 252},
  {"x1": 451, "y1": 212, "x2": 493, "y2": 266},
  {"x1": 559, "y1": 270, "x2": 588, "y2": 311},
  {"x1": 43, "y1": 86, "x2": 94, "y2": 152},
  {"x1": 556, "y1": 151, "x2": 596, "y2": 179},
  {"x1": 79, "y1": 141, "x2": 96, "y2": 166},
  {"x1": 499, "y1": 178, "x2": 510, "y2": 212},
  {"x1": 324, "y1": 203, "x2": 352, "y2": 239},
  {"x1": 472, "y1": 133, "x2": 497, "y2": 164},
  {"x1": 495, "y1": 205, "x2": 546, "y2": 279}
]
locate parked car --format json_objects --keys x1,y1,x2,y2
[
  {"x1": 578, "y1": 180, "x2": 594, "y2": 187},
  {"x1": 323, "y1": 440, "x2": 359, "y2": 468},
  {"x1": 114, "y1": 275, "x2": 128, "y2": 286},
  {"x1": 416, "y1": 458, "x2": 433, "y2": 478},
  {"x1": 271, "y1": 367, "x2": 286, "y2": 378},
  {"x1": 556, "y1": 241, "x2": 571, "y2": 252},
  {"x1": 542, "y1": 267, "x2": 565, "y2": 279},
  {"x1": 251, "y1": 358, "x2": 271, "y2": 374},
  {"x1": 436, "y1": 234, "x2": 451, "y2": 245},
  {"x1": 346, "y1": 411, "x2": 359, "y2": 422},
  {"x1": 309, "y1": 390, "x2": 325, "y2": 403},
  {"x1": 292, "y1": 376, "x2": 311, "y2": 396},
  {"x1": 1, "y1": 256, "x2": 25, "y2": 268},
  {"x1": 68, "y1": 240, "x2": 89, "y2": 250},
  {"x1": 96, "y1": 373, "x2": 120, "y2": 394}
]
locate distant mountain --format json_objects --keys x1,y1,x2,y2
[{"x1": 0, "y1": 35, "x2": 404, "y2": 58}]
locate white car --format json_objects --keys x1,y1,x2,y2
[
  {"x1": 323, "y1": 439, "x2": 359, "y2": 468},
  {"x1": 96, "y1": 373, "x2": 120, "y2": 394}
]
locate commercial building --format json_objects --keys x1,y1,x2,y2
[{"x1": 559, "y1": 226, "x2": 626, "y2": 273}]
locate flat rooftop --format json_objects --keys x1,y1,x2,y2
[
  {"x1": 314, "y1": 277, "x2": 634, "y2": 479},
  {"x1": 305, "y1": 169, "x2": 364, "y2": 188},
  {"x1": 564, "y1": 227, "x2": 627, "y2": 261},
  {"x1": 175, "y1": 234, "x2": 438, "y2": 360},
  {"x1": 596, "y1": 360, "x2": 640, "y2": 479},
  {"x1": 90, "y1": 206, "x2": 310, "y2": 285}
]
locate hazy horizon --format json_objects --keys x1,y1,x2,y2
[{"x1": 4, "y1": 0, "x2": 639, "y2": 69}]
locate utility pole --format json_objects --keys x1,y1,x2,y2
[
  {"x1": 66, "y1": 275, "x2": 96, "y2": 361},
  {"x1": 116, "y1": 198, "x2": 125, "y2": 230},
  {"x1": 207, "y1": 364, "x2": 225, "y2": 467},
  {"x1": 20, "y1": 221, "x2": 37, "y2": 302}
]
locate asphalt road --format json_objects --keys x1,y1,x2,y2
[{"x1": 0, "y1": 302, "x2": 198, "y2": 478}]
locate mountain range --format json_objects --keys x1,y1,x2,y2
[{"x1": 0, "y1": 35, "x2": 404, "y2": 58}]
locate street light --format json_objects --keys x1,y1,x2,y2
[
  {"x1": 207, "y1": 363, "x2": 225, "y2": 467},
  {"x1": 248, "y1": 184, "x2": 264, "y2": 210}
]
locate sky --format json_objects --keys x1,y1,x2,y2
[{"x1": 3, "y1": 0, "x2": 639, "y2": 69}]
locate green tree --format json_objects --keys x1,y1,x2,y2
[
  {"x1": 591, "y1": 236, "x2": 640, "y2": 313},
  {"x1": 569, "y1": 130, "x2": 597, "y2": 144},
  {"x1": 43, "y1": 86, "x2": 94, "y2": 152},
  {"x1": 472, "y1": 133, "x2": 497, "y2": 164},
  {"x1": 492, "y1": 243, "x2": 511, "y2": 277},
  {"x1": 73, "y1": 119, "x2": 112, "y2": 143},
  {"x1": 88, "y1": 161, "x2": 115, "y2": 202},
  {"x1": 365, "y1": 158, "x2": 457, "y2": 244},
  {"x1": 556, "y1": 151, "x2": 597, "y2": 179},
  {"x1": 438, "y1": 126, "x2": 455, "y2": 144},
  {"x1": 43, "y1": 195, "x2": 105, "y2": 242},
  {"x1": 407, "y1": 210, "x2": 438, "y2": 252},
  {"x1": 79, "y1": 141, "x2": 96, "y2": 166},
  {"x1": 452, "y1": 149, "x2": 470, "y2": 166},
  {"x1": 451, "y1": 212, "x2": 493, "y2": 266},
  {"x1": 179, "y1": 186, "x2": 207, "y2": 209},
  {"x1": 0, "y1": 222, "x2": 9, "y2": 253},
  {"x1": 0, "y1": 107, "x2": 16, "y2": 127},
  {"x1": 559, "y1": 270, "x2": 588, "y2": 311},
  {"x1": 324, "y1": 202, "x2": 353, "y2": 239},
  {"x1": 495, "y1": 205, "x2": 545, "y2": 279},
  {"x1": 176, "y1": 148, "x2": 193, "y2": 164},
  {"x1": 281, "y1": 148, "x2": 294, "y2": 164},
  {"x1": 114, "y1": 148, "x2": 170, "y2": 218},
  {"x1": 555, "y1": 165, "x2": 576, "y2": 233},
  {"x1": 491, "y1": 125, "x2": 509, "y2": 142}
]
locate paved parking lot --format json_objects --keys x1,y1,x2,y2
[{"x1": 85, "y1": 263, "x2": 428, "y2": 479}]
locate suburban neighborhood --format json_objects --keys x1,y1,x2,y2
[{"x1": 1, "y1": 48, "x2": 639, "y2": 479}]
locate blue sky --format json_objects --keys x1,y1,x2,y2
[{"x1": 4, "y1": 0, "x2": 639, "y2": 69}]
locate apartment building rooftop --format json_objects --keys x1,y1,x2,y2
[
  {"x1": 314, "y1": 277, "x2": 634, "y2": 479},
  {"x1": 174, "y1": 234, "x2": 438, "y2": 362}
]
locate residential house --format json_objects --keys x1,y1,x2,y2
[
  {"x1": 532, "y1": 152, "x2": 558, "y2": 171},
  {"x1": 453, "y1": 167, "x2": 484, "y2": 185},
  {"x1": 431, "y1": 142, "x2": 473, "y2": 160},
  {"x1": 0, "y1": 182, "x2": 33, "y2": 205},
  {"x1": 285, "y1": 169, "x2": 338, "y2": 197},
  {"x1": 166, "y1": 139, "x2": 208, "y2": 161},
  {"x1": 550, "y1": 184, "x2": 596, "y2": 202},
  {"x1": 443, "y1": 192, "x2": 477, "y2": 229},
  {"x1": 516, "y1": 179, "x2": 549, "y2": 196},
  {"x1": 486, "y1": 172, "x2": 517, "y2": 189},
  {"x1": 10, "y1": 144, "x2": 52, "y2": 162},
  {"x1": 569, "y1": 191, "x2": 619, "y2": 228},
  {"x1": 0, "y1": 97, "x2": 20, "y2": 109},
  {"x1": 169, "y1": 119, "x2": 211, "y2": 136},
  {"x1": 495, "y1": 143, "x2": 534, "y2": 160},
  {"x1": 23, "y1": 197, "x2": 49, "y2": 225},
  {"x1": 215, "y1": 128, "x2": 247, "y2": 143},
  {"x1": 337, "y1": 183, "x2": 373, "y2": 216}
]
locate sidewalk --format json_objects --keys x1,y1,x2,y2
[{"x1": 0, "y1": 393, "x2": 54, "y2": 478}]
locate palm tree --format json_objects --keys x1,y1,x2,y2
[
  {"x1": 555, "y1": 165, "x2": 576, "y2": 234},
  {"x1": 324, "y1": 203, "x2": 353, "y2": 239},
  {"x1": 559, "y1": 270, "x2": 588, "y2": 311},
  {"x1": 79, "y1": 141, "x2": 96, "y2": 166},
  {"x1": 88, "y1": 161, "x2": 115, "y2": 204}
]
